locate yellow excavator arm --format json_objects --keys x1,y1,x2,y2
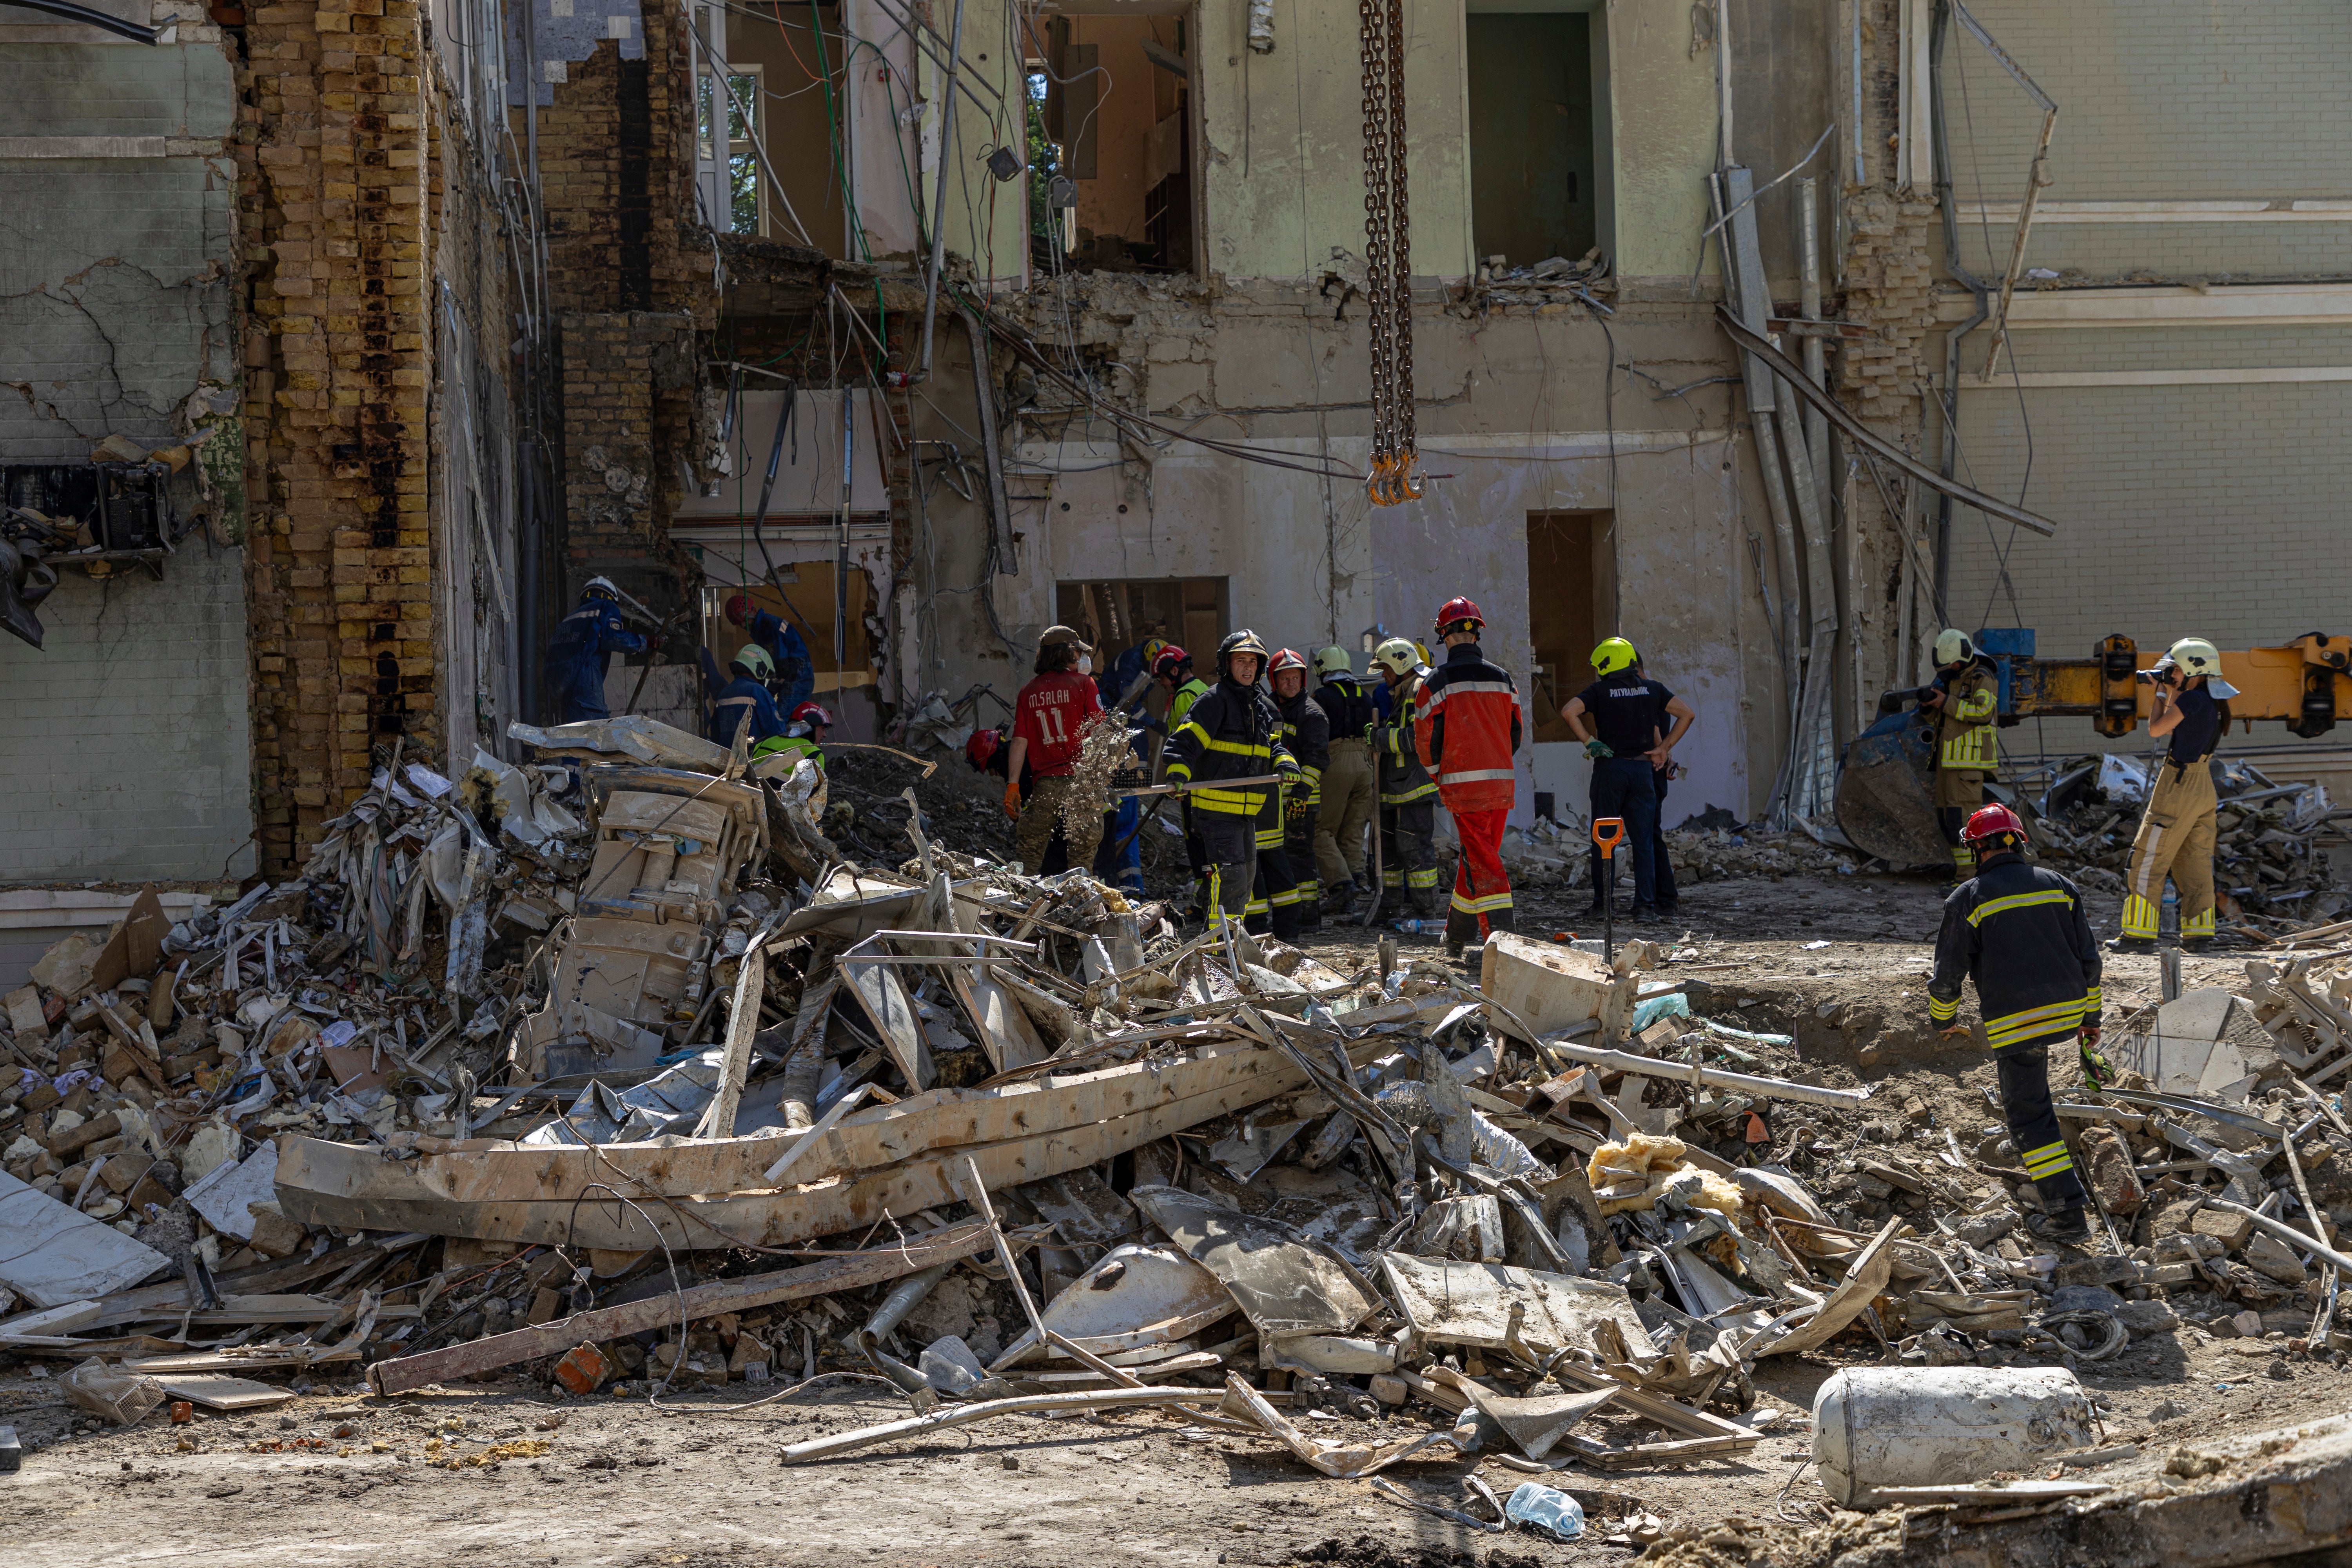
[{"x1": 2003, "y1": 632, "x2": 2352, "y2": 739}]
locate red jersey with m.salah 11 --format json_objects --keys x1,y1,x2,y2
[{"x1": 1013, "y1": 671, "x2": 1104, "y2": 777}]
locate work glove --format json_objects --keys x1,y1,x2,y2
[
  {"x1": 2078, "y1": 1026, "x2": 2112, "y2": 1092},
  {"x1": 1284, "y1": 796, "x2": 1309, "y2": 828},
  {"x1": 1003, "y1": 780, "x2": 1022, "y2": 819},
  {"x1": 1584, "y1": 739, "x2": 1613, "y2": 760},
  {"x1": 1277, "y1": 757, "x2": 1302, "y2": 781}
]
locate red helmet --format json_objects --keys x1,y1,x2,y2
[
  {"x1": 725, "y1": 593, "x2": 751, "y2": 626},
  {"x1": 1960, "y1": 802, "x2": 2027, "y2": 849},
  {"x1": 1267, "y1": 647, "x2": 1308, "y2": 678},
  {"x1": 790, "y1": 701, "x2": 833, "y2": 729},
  {"x1": 1435, "y1": 596, "x2": 1485, "y2": 636},
  {"x1": 1152, "y1": 644, "x2": 1192, "y2": 683},
  {"x1": 964, "y1": 727, "x2": 1002, "y2": 770}
]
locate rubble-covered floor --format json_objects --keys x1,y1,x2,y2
[{"x1": 6, "y1": 737, "x2": 2351, "y2": 1568}]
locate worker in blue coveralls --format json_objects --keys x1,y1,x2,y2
[
  {"x1": 1089, "y1": 634, "x2": 1166, "y2": 895},
  {"x1": 700, "y1": 642, "x2": 788, "y2": 748},
  {"x1": 545, "y1": 575, "x2": 647, "y2": 723},
  {"x1": 724, "y1": 592, "x2": 817, "y2": 716}
]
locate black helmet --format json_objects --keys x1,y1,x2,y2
[{"x1": 1216, "y1": 629, "x2": 1270, "y2": 681}]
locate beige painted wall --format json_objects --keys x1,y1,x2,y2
[{"x1": 1196, "y1": 0, "x2": 1472, "y2": 279}]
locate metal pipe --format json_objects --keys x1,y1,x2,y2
[
  {"x1": 1850, "y1": 0, "x2": 1864, "y2": 186},
  {"x1": 915, "y1": 0, "x2": 971, "y2": 379},
  {"x1": 1714, "y1": 0, "x2": 1732, "y2": 169},
  {"x1": 1929, "y1": 0, "x2": 1988, "y2": 613}
]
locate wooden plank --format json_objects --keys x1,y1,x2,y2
[
  {"x1": 779, "y1": 1386, "x2": 1209, "y2": 1465},
  {"x1": 277, "y1": 1036, "x2": 1377, "y2": 1218},
  {"x1": 695, "y1": 944, "x2": 765, "y2": 1138},
  {"x1": 279, "y1": 1068, "x2": 1350, "y2": 1251},
  {"x1": 367, "y1": 1221, "x2": 996, "y2": 1395}
]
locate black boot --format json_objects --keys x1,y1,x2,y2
[{"x1": 2025, "y1": 1206, "x2": 2091, "y2": 1244}]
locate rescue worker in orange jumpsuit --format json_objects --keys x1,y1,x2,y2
[{"x1": 1415, "y1": 597, "x2": 1523, "y2": 958}]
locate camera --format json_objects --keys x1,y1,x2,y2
[{"x1": 2134, "y1": 663, "x2": 2182, "y2": 688}]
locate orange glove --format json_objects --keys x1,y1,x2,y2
[{"x1": 1004, "y1": 780, "x2": 1022, "y2": 818}]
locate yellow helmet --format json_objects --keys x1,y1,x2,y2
[
  {"x1": 1311, "y1": 645, "x2": 1353, "y2": 678},
  {"x1": 732, "y1": 643, "x2": 775, "y2": 680},
  {"x1": 2167, "y1": 637, "x2": 2223, "y2": 679},
  {"x1": 1371, "y1": 637, "x2": 1422, "y2": 679},
  {"x1": 1933, "y1": 628, "x2": 1975, "y2": 667},
  {"x1": 1591, "y1": 637, "x2": 1638, "y2": 677}
]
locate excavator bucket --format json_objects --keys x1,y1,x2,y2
[{"x1": 1835, "y1": 704, "x2": 1948, "y2": 869}]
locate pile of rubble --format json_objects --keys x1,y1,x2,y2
[
  {"x1": 4, "y1": 713, "x2": 2350, "y2": 1544},
  {"x1": 2017, "y1": 755, "x2": 2347, "y2": 933},
  {"x1": 1501, "y1": 813, "x2": 1860, "y2": 891}
]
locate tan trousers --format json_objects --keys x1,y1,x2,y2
[
  {"x1": 2122, "y1": 758, "x2": 2216, "y2": 939},
  {"x1": 1014, "y1": 774, "x2": 1103, "y2": 873},
  {"x1": 1315, "y1": 739, "x2": 1376, "y2": 891}
]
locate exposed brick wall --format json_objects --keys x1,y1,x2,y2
[
  {"x1": 238, "y1": 0, "x2": 437, "y2": 874},
  {"x1": 559, "y1": 309, "x2": 698, "y2": 613}
]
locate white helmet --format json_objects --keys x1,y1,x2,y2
[
  {"x1": 1933, "y1": 628, "x2": 1975, "y2": 667},
  {"x1": 584, "y1": 575, "x2": 621, "y2": 601},
  {"x1": 2166, "y1": 637, "x2": 2222, "y2": 679}
]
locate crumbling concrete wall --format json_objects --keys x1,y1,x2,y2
[
  {"x1": 0, "y1": 22, "x2": 253, "y2": 883},
  {"x1": 908, "y1": 274, "x2": 1778, "y2": 822}
]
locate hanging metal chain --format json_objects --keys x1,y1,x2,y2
[{"x1": 1359, "y1": 0, "x2": 1418, "y2": 506}]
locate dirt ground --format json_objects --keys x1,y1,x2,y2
[{"x1": 11, "y1": 860, "x2": 2349, "y2": 1567}]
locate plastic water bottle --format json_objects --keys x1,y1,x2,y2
[
  {"x1": 2160, "y1": 885, "x2": 2180, "y2": 943},
  {"x1": 1393, "y1": 918, "x2": 1446, "y2": 935},
  {"x1": 1504, "y1": 1482, "x2": 1585, "y2": 1541}
]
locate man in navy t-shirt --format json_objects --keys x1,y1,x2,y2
[{"x1": 1559, "y1": 638, "x2": 1694, "y2": 921}]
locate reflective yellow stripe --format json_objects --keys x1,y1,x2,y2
[
  {"x1": 1407, "y1": 868, "x2": 1443, "y2": 889},
  {"x1": 2022, "y1": 1140, "x2": 2075, "y2": 1176},
  {"x1": 1955, "y1": 689, "x2": 1997, "y2": 722},
  {"x1": 2119, "y1": 893, "x2": 2159, "y2": 940},
  {"x1": 1452, "y1": 889, "x2": 1514, "y2": 914},
  {"x1": 2182, "y1": 906, "x2": 2216, "y2": 938},
  {"x1": 1940, "y1": 727, "x2": 1997, "y2": 769},
  {"x1": 1968, "y1": 889, "x2": 2075, "y2": 926},
  {"x1": 1381, "y1": 783, "x2": 1439, "y2": 804},
  {"x1": 2083, "y1": 986, "x2": 2102, "y2": 1009},
  {"x1": 1984, "y1": 996, "x2": 2092, "y2": 1046},
  {"x1": 1201, "y1": 737, "x2": 1270, "y2": 757},
  {"x1": 1929, "y1": 995, "x2": 1959, "y2": 1021}
]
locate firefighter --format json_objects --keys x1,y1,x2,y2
[
  {"x1": 1310, "y1": 647, "x2": 1377, "y2": 916},
  {"x1": 1005, "y1": 625, "x2": 1106, "y2": 874},
  {"x1": 1928, "y1": 803, "x2": 2106, "y2": 1243},
  {"x1": 753, "y1": 701, "x2": 831, "y2": 773},
  {"x1": 1921, "y1": 628, "x2": 2000, "y2": 882},
  {"x1": 721, "y1": 592, "x2": 817, "y2": 715},
  {"x1": 545, "y1": 576, "x2": 647, "y2": 722},
  {"x1": 1370, "y1": 636, "x2": 1441, "y2": 920},
  {"x1": 1559, "y1": 638, "x2": 1691, "y2": 922},
  {"x1": 2115, "y1": 637, "x2": 2234, "y2": 953},
  {"x1": 704, "y1": 642, "x2": 787, "y2": 748},
  {"x1": 1268, "y1": 648, "x2": 1329, "y2": 935},
  {"x1": 1154, "y1": 644, "x2": 1212, "y2": 918},
  {"x1": 1163, "y1": 630, "x2": 1299, "y2": 929},
  {"x1": 1415, "y1": 597, "x2": 1523, "y2": 957}
]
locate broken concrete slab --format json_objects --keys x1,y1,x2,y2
[
  {"x1": 183, "y1": 1141, "x2": 277, "y2": 1241},
  {"x1": 1480, "y1": 933, "x2": 1629, "y2": 1042},
  {"x1": 1129, "y1": 1185, "x2": 1383, "y2": 1339},
  {"x1": 1378, "y1": 1253, "x2": 1654, "y2": 1361},
  {"x1": 0, "y1": 1169, "x2": 168, "y2": 1307}
]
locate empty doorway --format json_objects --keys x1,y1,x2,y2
[
  {"x1": 1526, "y1": 511, "x2": 1614, "y2": 742},
  {"x1": 1466, "y1": 8, "x2": 1599, "y2": 269}
]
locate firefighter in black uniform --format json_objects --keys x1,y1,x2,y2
[
  {"x1": 1268, "y1": 648, "x2": 1330, "y2": 935},
  {"x1": 1927, "y1": 803, "x2": 2109, "y2": 1244},
  {"x1": 1163, "y1": 630, "x2": 1300, "y2": 929}
]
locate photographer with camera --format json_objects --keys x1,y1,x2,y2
[
  {"x1": 2112, "y1": 637, "x2": 2234, "y2": 953},
  {"x1": 1920, "y1": 629, "x2": 2000, "y2": 882}
]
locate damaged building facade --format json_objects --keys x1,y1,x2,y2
[{"x1": 4, "y1": 0, "x2": 2348, "y2": 909}]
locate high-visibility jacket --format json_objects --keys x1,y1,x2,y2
[
  {"x1": 1937, "y1": 662, "x2": 1999, "y2": 772},
  {"x1": 753, "y1": 733, "x2": 825, "y2": 771},
  {"x1": 1375, "y1": 676, "x2": 1437, "y2": 806},
  {"x1": 1929, "y1": 854, "x2": 2103, "y2": 1052},
  {"x1": 1169, "y1": 677, "x2": 1211, "y2": 731},
  {"x1": 1164, "y1": 678, "x2": 1297, "y2": 817},
  {"x1": 1416, "y1": 642, "x2": 1522, "y2": 813}
]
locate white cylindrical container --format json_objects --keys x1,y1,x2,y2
[{"x1": 1812, "y1": 1366, "x2": 2096, "y2": 1508}]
